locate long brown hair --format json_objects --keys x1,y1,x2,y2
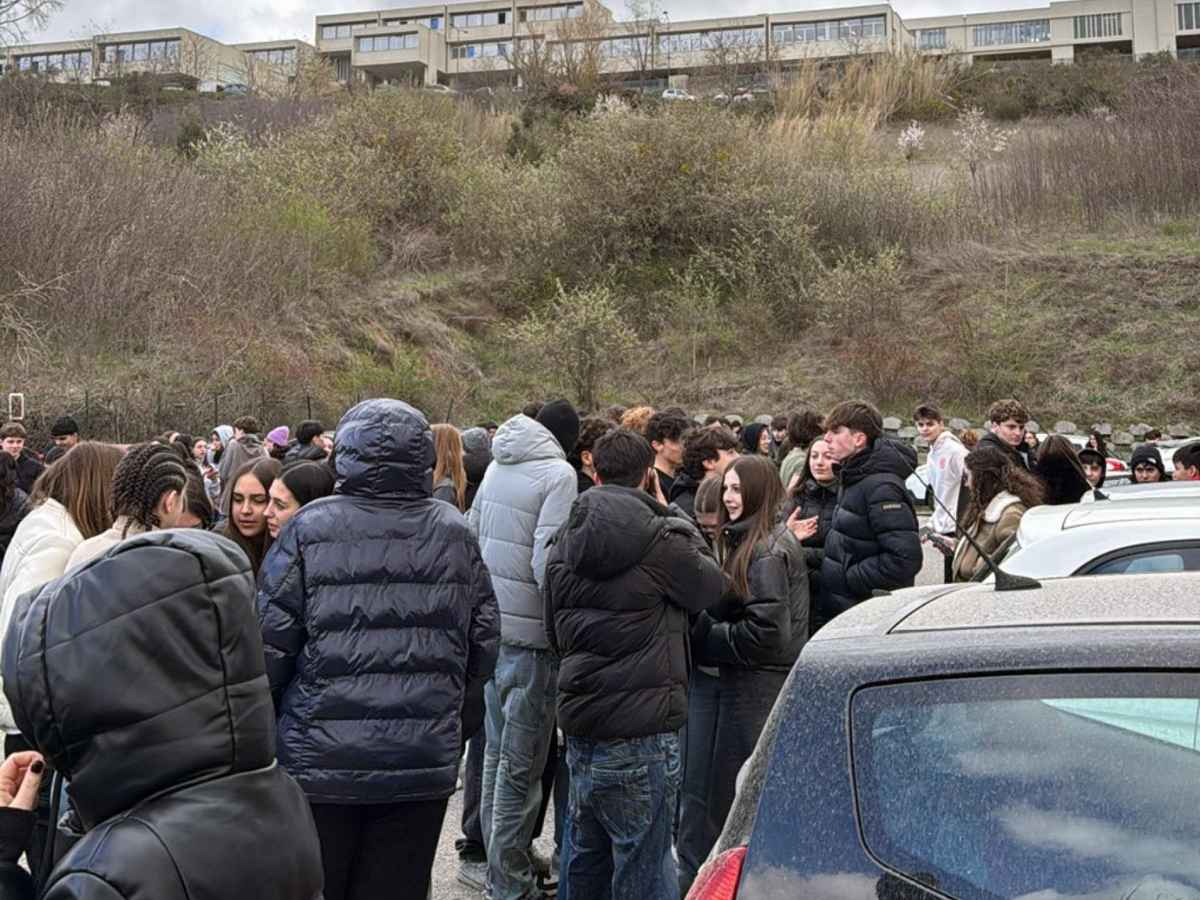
[
  {"x1": 963, "y1": 447, "x2": 1045, "y2": 531},
  {"x1": 30, "y1": 442, "x2": 124, "y2": 539},
  {"x1": 432, "y1": 424, "x2": 467, "y2": 512},
  {"x1": 718, "y1": 455, "x2": 783, "y2": 601},
  {"x1": 220, "y1": 457, "x2": 280, "y2": 576}
]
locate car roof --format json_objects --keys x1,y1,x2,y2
[
  {"x1": 814, "y1": 573, "x2": 1200, "y2": 638},
  {"x1": 1083, "y1": 481, "x2": 1200, "y2": 502},
  {"x1": 1016, "y1": 496, "x2": 1200, "y2": 546}
]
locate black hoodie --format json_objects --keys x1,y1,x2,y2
[
  {"x1": 820, "y1": 439, "x2": 922, "y2": 629},
  {"x1": 3, "y1": 530, "x2": 324, "y2": 900},
  {"x1": 544, "y1": 485, "x2": 723, "y2": 740}
]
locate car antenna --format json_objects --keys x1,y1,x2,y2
[{"x1": 907, "y1": 458, "x2": 1042, "y2": 592}]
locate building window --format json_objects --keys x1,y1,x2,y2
[
  {"x1": 519, "y1": 4, "x2": 582, "y2": 23},
  {"x1": 322, "y1": 23, "x2": 370, "y2": 40},
  {"x1": 918, "y1": 28, "x2": 947, "y2": 49},
  {"x1": 100, "y1": 39, "x2": 180, "y2": 66},
  {"x1": 973, "y1": 19, "x2": 1051, "y2": 46},
  {"x1": 1074, "y1": 13, "x2": 1122, "y2": 39},
  {"x1": 451, "y1": 11, "x2": 507, "y2": 28},
  {"x1": 358, "y1": 33, "x2": 419, "y2": 52},
  {"x1": 771, "y1": 15, "x2": 884, "y2": 46},
  {"x1": 1180, "y1": 2, "x2": 1200, "y2": 31},
  {"x1": 451, "y1": 40, "x2": 511, "y2": 58}
]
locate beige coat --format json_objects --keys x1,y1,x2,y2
[{"x1": 952, "y1": 491, "x2": 1027, "y2": 582}]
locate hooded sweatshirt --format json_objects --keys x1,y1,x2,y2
[
  {"x1": 927, "y1": 430, "x2": 969, "y2": 534},
  {"x1": 544, "y1": 485, "x2": 722, "y2": 739},
  {"x1": 468, "y1": 415, "x2": 577, "y2": 649}
]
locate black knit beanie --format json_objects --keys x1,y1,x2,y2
[{"x1": 536, "y1": 400, "x2": 580, "y2": 456}]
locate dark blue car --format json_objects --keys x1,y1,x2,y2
[{"x1": 688, "y1": 572, "x2": 1200, "y2": 900}]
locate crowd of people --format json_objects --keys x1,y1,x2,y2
[{"x1": 0, "y1": 393, "x2": 1190, "y2": 900}]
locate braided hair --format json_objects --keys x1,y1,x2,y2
[{"x1": 111, "y1": 442, "x2": 190, "y2": 537}]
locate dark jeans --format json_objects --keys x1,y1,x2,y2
[
  {"x1": 703, "y1": 668, "x2": 789, "y2": 863},
  {"x1": 457, "y1": 727, "x2": 487, "y2": 861},
  {"x1": 560, "y1": 733, "x2": 681, "y2": 900},
  {"x1": 677, "y1": 668, "x2": 723, "y2": 896},
  {"x1": 4, "y1": 733, "x2": 51, "y2": 886},
  {"x1": 311, "y1": 798, "x2": 449, "y2": 900}
]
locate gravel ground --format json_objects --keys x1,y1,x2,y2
[{"x1": 430, "y1": 516, "x2": 944, "y2": 898}]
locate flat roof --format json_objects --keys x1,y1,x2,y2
[{"x1": 890, "y1": 573, "x2": 1200, "y2": 633}]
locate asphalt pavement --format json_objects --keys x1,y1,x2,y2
[{"x1": 429, "y1": 517, "x2": 943, "y2": 899}]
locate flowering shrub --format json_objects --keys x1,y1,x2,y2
[
  {"x1": 897, "y1": 120, "x2": 925, "y2": 160},
  {"x1": 954, "y1": 106, "x2": 1017, "y2": 181}
]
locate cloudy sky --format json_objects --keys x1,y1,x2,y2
[{"x1": 31, "y1": 0, "x2": 1047, "y2": 44}]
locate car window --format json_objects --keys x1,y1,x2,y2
[
  {"x1": 1085, "y1": 546, "x2": 1200, "y2": 576},
  {"x1": 851, "y1": 674, "x2": 1200, "y2": 900}
]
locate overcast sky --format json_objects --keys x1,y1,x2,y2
[{"x1": 31, "y1": 0, "x2": 1047, "y2": 44}]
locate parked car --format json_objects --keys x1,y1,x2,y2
[
  {"x1": 222, "y1": 83, "x2": 250, "y2": 96},
  {"x1": 423, "y1": 83, "x2": 459, "y2": 95},
  {"x1": 732, "y1": 91, "x2": 754, "y2": 103},
  {"x1": 662, "y1": 87, "x2": 696, "y2": 101},
  {"x1": 991, "y1": 496, "x2": 1200, "y2": 579},
  {"x1": 689, "y1": 571, "x2": 1200, "y2": 900},
  {"x1": 1083, "y1": 481, "x2": 1200, "y2": 502}
]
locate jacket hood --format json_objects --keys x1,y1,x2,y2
[
  {"x1": 237, "y1": 433, "x2": 264, "y2": 450},
  {"x1": 839, "y1": 438, "x2": 918, "y2": 485},
  {"x1": 464, "y1": 447, "x2": 493, "y2": 486},
  {"x1": 983, "y1": 490, "x2": 1024, "y2": 523},
  {"x1": 668, "y1": 469, "x2": 701, "y2": 501},
  {"x1": 556, "y1": 485, "x2": 667, "y2": 580},
  {"x1": 491, "y1": 414, "x2": 566, "y2": 467},
  {"x1": 3, "y1": 530, "x2": 275, "y2": 830},
  {"x1": 335, "y1": 399, "x2": 435, "y2": 500},
  {"x1": 212, "y1": 425, "x2": 234, "y2": 446},
  {"x1": 741, "y1": 423, "x2": 768, "y2": 455},
  {"x1": 1077, "y1": 448, "x2": 1107, "y2": 487}
]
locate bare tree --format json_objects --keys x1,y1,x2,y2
[
  {"x1": 621, "y1": 0, "x2": 661, "y2": 93},
  {"x1": 0, "y1": 0, "x2": 63, "y2": 46},
  {"x1": 701, "y1": 27, "x2": 769, "y2": 97}
]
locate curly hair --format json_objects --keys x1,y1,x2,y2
[
  {"x1": 986, "y1": 398, "x2": 1029, "y2": 426},
  {"x1": 111, "y1": 443, "x2": 191, "y2": 536},
  {"x1": 963, "y1": 447, "x2": 1045, "y2": 532}
]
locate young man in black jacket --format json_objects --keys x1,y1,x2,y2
[
  {"x1": 819, "y1": 400, "x2": 923, "y2": 632},
  {"x1": 978, "y1": 398, "x2": 1034, "y2": 471},
  {"x1": 544, "y1": 429, "x2": 723, "y2": 900}
]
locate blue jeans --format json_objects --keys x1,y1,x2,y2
[
  {"x1": 481, "y1": 645, "x2": 559, "y2": 900},
  {"x1": 677, "y1": 669, "x2": 723, "y2": 896},
  {"x1": 560, "y1": 733, "x2": 682, "y2": 900}
]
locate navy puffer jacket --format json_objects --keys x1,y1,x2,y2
[
  {"x1": 819, "y1": 439, "x2": 922, "y2": 630},
  {"x1": 257, "y1": 399, "x2": 501, "y2": 805}
]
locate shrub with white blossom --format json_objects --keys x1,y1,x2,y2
[
  {"x1": 897, "y1": 120, "x2": 925, "y2": 161},
  {"x1": 954, "y1": 106, "x2": 1018, "y2": 182}
]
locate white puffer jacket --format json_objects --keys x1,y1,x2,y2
[
  {"x1": 468, "y1": 415, "x2": 577, "y2": 649},
  {"x1": 0, "y1": 498, "x2": 84, "y2": 731}
]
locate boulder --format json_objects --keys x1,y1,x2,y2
[{"x1": 1053, "y1": 420, "x2": 1077, "y2": 435}]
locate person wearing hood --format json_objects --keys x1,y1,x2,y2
[
  {"x1": 1034, "y1": 435, "x2": 1092, "y2": 505},
  {"x1": 953, "y1": 448, "x2": 1046, "y2": 581},
  {"x1": 1078, "y1": 447, "x2": 1108, "y2": 489},
  {"x1": 544, "y1": 428, "x2": 722, "y2": 900},
  {"x1": 217, "y1": 416, "x2": 266, "y2": 511},
  {"x1": 1131, "y1": 444, "x2": 1171, "y2": 484},
  {"x1": 468, "y1": 400, "x2": 579, "y2": 900},
  {"x1": 819, "y1": 401, "x2": 922, "y2": 632},
  {"x1": 4, "y1": 529, "x2": 325, "y2": 900},
  {"x1": 740, "y1": 422, "x2": 772, "y2": 459},
  {"x1": 205, "y1": 425, "x2": 233, "y2": 506},
  {"x1": 258, "y1": 399, "x2": 500, "y2": 900},
  {"x1": 461, "y1": 427, "x2": 493, "y2": 511}
]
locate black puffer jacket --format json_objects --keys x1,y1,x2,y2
[
  {"x1": 0, "y1": 490, "x2": 28, "y2": 567},
  {"x1": 977, "y1": 430, "x2": 1031, "y2": 471},
  {"x1": 3, "y1": 530, "x2": 323, "y2": 900},
  {"x1": 13, "y1": 454, "x2": 41, "y2": 497},
  {"x1": 544, "y1": 485, "x2": 723, "y2": 741},
  {"x1": 695, "y1": 520, "x2": 809, "y2": 672},
  {"x1": 820, "y1": 440, "x2": 922, "y2": 629},
  {"x1": 667, "y1": 469, "x2": 702, "y2": 519},
  {"x1": 257, "y1": 399, "x2": 500, "y2": 804},
  {"x1": 783, "y1": 479, "x2": 838, "y2": 632}
]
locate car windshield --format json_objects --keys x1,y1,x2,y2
[{"x1": 851, "y1": 673, "x2": 1200, "y2": 900}]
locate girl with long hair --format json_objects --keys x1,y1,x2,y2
[
  {"x1": 67, "y1": 442, "x2": 191, "y2": 571},
  {"x1": 220, "y1": 457, "x2": 281, "y2": 578},
  {"x1": 431, "y1": 424, "x2": 467, "y2": 512},
  {"x1": 1034, "y1": 435, "x2": 1091, "y2": 505},
  {"x1": 689, "y1": 455, "x2": 808, "y2": 885},
  {"x1": 266, "y1": 462, "x2": 335, "y2": 540},
  {"x1": 952, "y1": 447, "x2": 1046, "y2": 582}
]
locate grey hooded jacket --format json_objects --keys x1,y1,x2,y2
[{"x1": 469, "y1": 414, "x2": 577, "y2": 649}]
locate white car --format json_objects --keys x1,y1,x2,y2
[
  {"x1": 988, "y1": 496, "x2": 1200, "y2": 579},
  {"x1": 1082, "y1": 481, "x2": 1200, "y2": 502},
  {"x1": 661, "y1": 88, "x2": 695, "y2": 101}
]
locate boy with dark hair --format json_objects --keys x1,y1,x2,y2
[
  {"x1": 913, "y1": 403, "x2": 969, "y2": 582},
  {"x1": 778, "y1": 409, "x2": 825, "y2": 489},
  {"x1": 645, "y1": 411, "x2": 690, "y2": 498},
  {"x1": 1173, "y1": 443, "x2": 1200, "y2": 481},
  {"x1": 544, "y1": 428, "x2": 721, "y2": 900},
  {"x1": 570, "y1": 417, "x2": 616, "y2": 494},
  {"x1": 0, "y1": 422, "x2": 42, "y2": 495},
  {"x1": 671, "y1": 426, "x2": 740, "y2": 517},
  {"x1": 819, "y1": 400, "x2": 922, "y2": 632},
  {"x1": 288, "y1": 420, "x2": 327, "y2": 462},
  {"x1": 978, "y1": 398, "x2": 1033, "y2": 470}
]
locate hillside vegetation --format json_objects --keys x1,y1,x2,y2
[{"x1": 1, "y1": 54, "x2": 1199, "y2": 438}]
